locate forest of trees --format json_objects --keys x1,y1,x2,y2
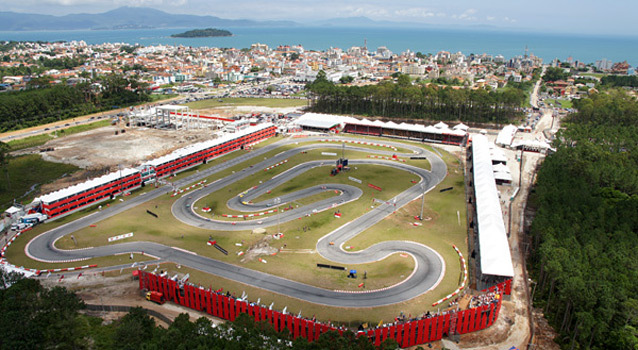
[
  {"x1": 0, "y1": 270, "x2": 399, "y2": 350},
  {"x1": 306, "y1": 72, "x2": 526, "y2": 124},
  {"x1": 600, "y1": 75, "x2": 638, "y2": 88},
  {"x1": 0, "y1": 75, "x2": 150, "y2": 131},
  {"x1": 528, "y1": 90, "x2": 638, "y2": 349}
]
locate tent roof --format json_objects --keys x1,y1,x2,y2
[
  {"x1": 496, "y1": 124, "x2": 518, "y2": 146},
  {"x1": 433, "y1": 121, "x2": 448, "y2": 129},
  {"x1": 453, "y1": 123, "x2": 469, "y2": 131},
  {"x1": 5, "y1": 206, "x2": 21, "y2": 214},
  {"x1": 492, "y1": 163, "x2": 510, "y2": 173},
  {"x1": 471, "y1": 134, "x2": 514, "y2": 278}
]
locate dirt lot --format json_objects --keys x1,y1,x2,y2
[
  {"x1": 39, "y1": 124, "x2": 214, "y2": 169},
  {"x1": 40, "y1": 272, "x2": 225, "y2": 328}
]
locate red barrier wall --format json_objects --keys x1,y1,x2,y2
[{"x1": 138, "y1": 271, "x2": 508, "y2": 348}]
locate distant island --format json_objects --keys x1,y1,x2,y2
[{"x1": 171, "y1": 28, "x2": 232, "y2": 38}]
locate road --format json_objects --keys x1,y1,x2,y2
[{"x1": 25, "y1": 136, "x2": 448, "y2": 307}]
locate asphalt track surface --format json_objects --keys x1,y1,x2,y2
[{"x1": 26, "y1": 136, "x2": 449, "y2": 307}]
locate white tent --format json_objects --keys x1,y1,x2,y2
[
  {"x1": 492, "y1": 163, "x2": 510, "y2": 174},
  {"x1": 471, "y1": 134, "x2": 514, "y2": 278},
  {"x1": 433, "y1": 121, "x2": 448, "y2": 129},
  {"x1": 453, "y1": 123, "x2": 469, "y2": 131},
  {"x1": 496, "y1": 124, "x2": 517, "y2": 147}
]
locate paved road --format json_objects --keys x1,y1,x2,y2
[{"x1": 25, "y1": 136, "x2": 448, "y2": 307}]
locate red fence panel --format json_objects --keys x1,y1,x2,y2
[
  {"x1": 210, "y1": 292, "x2": 218, "y2": 317},
  {"x1": 487, "y1": 303, "x2": 496, "y2": 327},
  {"x1": 273, "y1": 311, "x2": 281, "y2": 332},
  {"x1": 395, "y1": 323, "x2": 403, "y2": 345},
  {"x1": 287, "y1": 314, "x2": 294, "y2": 334},
  {"x1": 229, "y1": 298, "x2": 236, "y2": 321},
  {"x1": 481, "y1": 307, "x2": 489, "y2": 329},
  {"x1": 293, "y1": 317, "x2": 300, "y2": 339},
  {"x1": 443, "y1": 313, "x2": 451, "y2": 336},
  {"x1": 374, "y1": 328, "x2": 382, "y2": 347},
  {"x1": 436, "y1": 314, "x2": 444, "y2": 340},
  {"x1": 400, "y1": 322, "x2": 410, "y2": 348},
  {"x1": 300, "y1": 319, "x2": 307, "y2": 339},
  {"x1": 222, "y1": 295, "x2": 229, "y2": 320},
  {"x1": 504, "y1": 279, "x2": 512, "y2": 295},
  {"x1": 206, "y1": 291, "x2": 212, "y2": 315},
  {"x1": 388, "y1": 325, "x2": 396, "y2": 340},
  {"x1": 195, "y1": 288, "x2": 201, "y2": 311},
  {"x1": 182, "y1": 285, "x2": 189, "y2": 308},
  {"x1": 381, "y1": 326, "x2": 389, "y2": 344},
  {"x1": 429, "y1": 317, "x2": 438, "y2": 342},
  {"x1": 135, "y1": 272, "x2": 506, "y2": 346},
  {"x1": 470, "y1": 308, "x2": 477, "y2": 332},
  {"x1": 306, "y1": 320, "x2": 315, "y2": 342},
  {"x1": 416, "y1": 319, "x2": 425, "y2": 344},
  {"x1": 408, "y1": 321, "x2": 417, "y2": 347},
  {"x1": 456, "y1": 310, "x2": 467, "y2": 334}
]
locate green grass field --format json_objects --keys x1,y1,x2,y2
[
  {"x1": 0, "y1": 154, "x2": 79, "y2": 210},
  {"x1": 5, "y1": 135, "x2": 468, "y2": 322},
  {"x1": 183, "y1": 97, "x2": 308, "y2": 110},
  {"x1": 545, "y1": 98, "x2": 573, "y2": 109}
]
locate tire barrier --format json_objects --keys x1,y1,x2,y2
[
  {"x1": 108, "y1": 232, "x2": 134, "y2": 242},
  {"x1": 139, "y1": 271, "x2": 510, "y2": 347},
  {"x1": 221, "y1": 209, "x2": 277, "y2": 218},
  {"x1": 367, "y1": 183, "x2": 382, "y2": 191},
  {"x1": 264, "y1": 159, "x2": 288, "y2": 171},
  {"x1": 171, "y1": 180, "x2": 208, "y2": 197},
  {"x1": 366, "y1": 155, "x2": 407, "y2": 162},
  {"x1": 432, "y1": 245, "x2": 469, "y2": 307}
]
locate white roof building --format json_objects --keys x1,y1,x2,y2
[{"x1": 471, "y1": 134, "x2": 514, "y2": 278}]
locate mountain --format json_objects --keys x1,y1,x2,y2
[{"x1": 0, "y1": 6, "x2": 296, "y2": 31}]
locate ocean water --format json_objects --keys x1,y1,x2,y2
[{"x1": 0, "y1": 26, "x2": 636, "y2": 65}]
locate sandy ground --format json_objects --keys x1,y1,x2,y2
[{"x1": 38, "y1": 124, "x2": 214, "y2": 169}]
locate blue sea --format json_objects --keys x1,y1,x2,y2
[{"x1": 1, "y1": 27, "x2": 636, "y2": 65}]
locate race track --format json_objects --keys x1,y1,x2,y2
[{"x1": 25, "y1": 136, "x2": 449, "y2": 307}]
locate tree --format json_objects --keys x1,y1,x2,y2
[
  {"x1": 0, "y1": 141, "x2": 9, "y2": 191},
  {"x1": 114, "y1": 307, "x2": 156, "y2": 350},
  {"x1": 339, "y1": 75, "x2": 354, "y2": 84}
]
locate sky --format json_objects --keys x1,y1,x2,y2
[{"x1": 0, "y1": 0, "x2": 636, "y2": 36}]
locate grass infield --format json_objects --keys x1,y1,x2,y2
[{"x1": 7, "y1": 136, "x2": 468, "y2": 321}]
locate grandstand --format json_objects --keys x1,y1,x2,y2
[{"x1": 30, "y1": 123, "x2": 277, "y2": 220}]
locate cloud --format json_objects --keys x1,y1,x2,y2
[
  {"x1": 503, "y1": 16, "x2": 517, "y2": 23},
  {"x1": 393, "y1": 8, "x2": 435, "y2": 19},
  {"x1": 486, "y1": 16, "x2": 496, "y2": 21},
  {"x1": 456, "y1": 8, "x2": 478, "y2": 21}
]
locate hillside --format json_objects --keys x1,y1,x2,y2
[{"x1": 0, "y1": 7, "x2": 295, "y2": 31}]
